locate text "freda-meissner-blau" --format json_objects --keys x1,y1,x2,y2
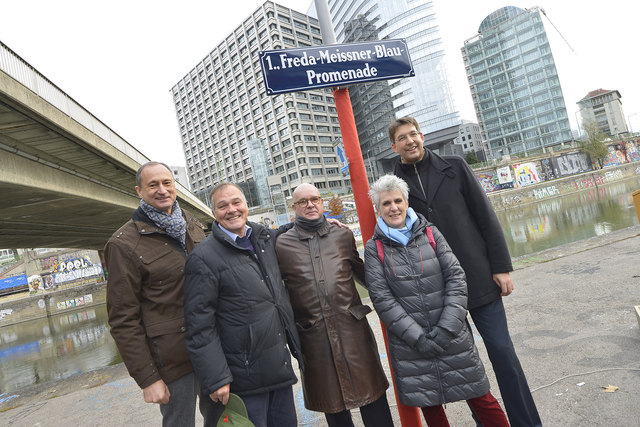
[{"x1": 263, "y1": 43, "x2": 404, "y2": 85}]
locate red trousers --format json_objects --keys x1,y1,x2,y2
[{"x1": 420, "y1": 391, "x2": 509, "y2": 427}]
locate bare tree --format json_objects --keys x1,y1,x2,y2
[{"x1": 580, "y1": 119, "x2": 609, "y2": 169}]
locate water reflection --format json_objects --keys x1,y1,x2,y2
[
  {"x1": 0, "y1": 304, "x2": 120, "y2": 393},
  {"x1": 498, "y1": 177, "x2": 640, "y2": 257}
]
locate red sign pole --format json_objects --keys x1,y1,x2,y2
[{"x1": 333, "y1": 87, "x2": 423, "y2": 426}]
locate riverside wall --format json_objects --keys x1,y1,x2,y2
[
  {"x1": 0, "y1": 281, "x2": 106, "y2": 326},
  {"x1": 487, "y1": 161, "x2": 640, "y2": 211}
]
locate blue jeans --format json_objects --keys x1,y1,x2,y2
[
  {"x1": 160, "y1": 372, "x2": 223, "y2": 427},
  {"x1": 469, "y1": 298, "x2": 542, "y2": 427},
  {"x1": 240, "y1": 386, "x2": 297, "y2": 427}
]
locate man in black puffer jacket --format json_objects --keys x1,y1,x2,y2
[{"x1": 184, "y1": 183, "x2": 302, "y2": 427}]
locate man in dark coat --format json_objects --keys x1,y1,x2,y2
[
  {"x1": 390, "y1": 117, "x2": 542, "y2": 427},
  {"x1": 276, "y1": 183, "x2": 392, "y2": 427},
  {"x1": 183, "y1": 182, "x2": 302, "y2": 427},
  {"x1": 105, "y1": 161, "x2": 219, "y2": 426}
]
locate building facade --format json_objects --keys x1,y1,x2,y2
[
  {"x1": 453, "y1": 120, "x2": 488, "y2": 160},
  {"x1": 462, "y1": 6, "x2": 572, "y2": 158},
  {"x1": 321, "y1": 0, "x2": 460, "y2": 174},
  {"x1": 577, "y1": 89, "x2": 628, "y2": 137},
  {"x1": 171, "y1": 1, "x2": 349, "y2": 207}
]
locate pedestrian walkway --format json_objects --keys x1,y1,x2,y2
[{"x1": 2, "y1": 226, "x2": 639, "y2": 426}]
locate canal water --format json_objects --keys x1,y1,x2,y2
[
  {"x1": 497, "y1": 176, "x2": 640, "y2": 257},
  {"x1": 1, "y1": 176, "x2": 639, "y2": 394},
  {"x1": 0, "y1": 305, "x2": 120, "y2": 394}
]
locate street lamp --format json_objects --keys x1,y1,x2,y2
[{"x1": 628, "y1": 113, "x2": 639, "y2": 135}]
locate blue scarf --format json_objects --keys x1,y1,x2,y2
[
  {"x1": 140, "y1": 199, "x2": 187, "y2": 249},
  {"x1": 377, "y1": 207, "x2": 418, "y2": 246}
]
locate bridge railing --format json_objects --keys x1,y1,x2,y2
[
  {"x1": 0, "y1": 40, "x2": 151, "y2": 165},
  {"x1": 0, "y1": 41, "x2": 201, "y2": 202}
]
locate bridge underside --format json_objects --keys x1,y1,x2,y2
[{"x1": 0, "y1": 71, "x2": 212, "y2": 250}]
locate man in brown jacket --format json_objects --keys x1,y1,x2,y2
[
  {"x1": 275, "y1": 183, "x2": 392, "y2": 427},
  {"x1": 104, "y1": 162, "x2": 219, "y2": 426}
]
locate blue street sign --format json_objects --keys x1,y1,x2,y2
[{"x1": 259, "y1": 39, "x2": 414, "y2": 95}]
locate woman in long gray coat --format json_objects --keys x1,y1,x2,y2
[{"x1": 364, "y1": 175, "x2": 509, "y2": 427}]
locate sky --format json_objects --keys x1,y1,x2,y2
[{"x1": 1, "y1": 1, "x2": 639, "y2": 167}]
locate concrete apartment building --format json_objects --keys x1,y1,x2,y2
[
  {"x1": 171, "y1": 1, "x2": 349, "y2": 207},
  {"x1": 319, "y1": 0, "x2": 461, "y2": 175},
  {"x1": 453, "y1": 119, "x2": 488, "y2": 160},
  {"x1": 462, "y1": 6, "x2": 572, "y2": 159},
  {"x1": 577, "y1": 89, "x2": 628, "y2": 137}
]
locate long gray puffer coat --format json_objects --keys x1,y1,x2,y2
[{"x1": 364, "y1": 213, "x2": 489, "y2": 407}]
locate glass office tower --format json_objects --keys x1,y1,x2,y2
[
  {"x1": 462, "y1": 6, "x2": 572, "y2": 158},
  {"x1": 325, "y1": 0, "x2": 460, "y2": 173}
]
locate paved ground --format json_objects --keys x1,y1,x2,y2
[{"x1": 1, "y1": 225, "x2": 639, "y2": 426}]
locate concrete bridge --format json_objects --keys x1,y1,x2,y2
[{"x1": 0, "y1": 41, "x2": 212, "y2": 250}]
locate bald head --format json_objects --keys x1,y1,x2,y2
[{"x1": 292, "y1": 183, "x2": 323, "y2": 219}]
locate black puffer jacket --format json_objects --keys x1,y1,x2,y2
[
  {"x1": 364, "y1": 214, "x2": 489, "y2": 407},
  {"x1": 183, "y1": 221, "x2": 302, "y2": 396}
]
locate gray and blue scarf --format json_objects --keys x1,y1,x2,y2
[{"x1": 140, "y1": 199, "x2": 187, "y2": 249}]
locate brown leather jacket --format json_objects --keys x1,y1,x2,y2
[
  {"x1": 104, "y1": 207, "x2": 206, "y2": 388},
  {"x1": 276, "y1": 220, "x2": 388, "y2": 413}
]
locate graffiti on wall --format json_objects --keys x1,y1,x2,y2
[
  {"x1": 476, "y1": 170, "x2": 501, "y2": 192},
  {"x1": 55, "y1": 293, "x2": 94, "y2": 311},
  {"x1": 625, "y1": 140, "x2": 640, "y2": 162},
  {"x1": 513, "y1": 163, "x2": 541, "y2": 187},
  {"x1": 602, "y1": 144, "x2": 626, "y2": 167},
  {"x1": 552, "y1": 152, "x2": 591, "y2": 177},
  {"x1": 533, "y1": 185, "x2": 560, "y2": 200},
  {"x1": 496, "y1": 166, "x2": 515, "y2": 189}
]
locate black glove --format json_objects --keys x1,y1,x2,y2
[
  {"x1": 428, "y1": 326, "x2": 455, "y2": 350},
  {"x1": 415, "y1": 334, "x2": 444, "y2": 358}
]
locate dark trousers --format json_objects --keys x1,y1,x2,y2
[
  {"x1": 160, "y1": 372, "x2": 223, "y2": 427},
  {"x1": 469, "y1": 298, "x2": 542, "y2": 427},
  {"x1": 421, "y1": 391, "x2": 509, "y2": 427},
  {"x1": 240, "y1": 386, "x2": 297, "y2": 427},
  {"x1": 324, "y1": 393, "x2": 394, "y2": 427}
]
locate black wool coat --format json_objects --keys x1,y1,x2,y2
[{"x1": 394, "y1": 150, "x2": 512, "y2": 309}]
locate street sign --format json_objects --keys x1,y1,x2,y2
[{"x1": 259, "y1": 39, "x2": 414, "y2": 95}]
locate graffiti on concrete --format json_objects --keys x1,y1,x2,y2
[
  {"x1": 0, "y1": 308, "x2": 14, "y2": 320},
  {"x1": 55, "y1": 294, "x2": 94, "y2": 311},
  {"x1": 513, "y1": 163, "x2": 541, "y2": 187},
  {"x1": 533, "y1": 185, "x2": 560, "y2": 200},
  {"x1": 552, "y1": 153, "x2": 591, "y2": 177},
  {"x1": 476, "y1": 171, "x2": 501, "y2": 192},
  {"x1": 604, "y1": 169, "x2": 624, "y2": 182}
]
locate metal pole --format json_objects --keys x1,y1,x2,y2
[{"x1": 314, "y1": 1, "x2": 422, "y2": 425}]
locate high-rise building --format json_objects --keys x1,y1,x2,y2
[
  {"x1": 462, "y1": 6, "x2": 572, "y2": 158},
  {"x1": 577, "y1": 89, "x2": 628, "y2": 137},
  {"x1": 171, "y1": 1, "x2": 349, "y2": 207},
  {"x1": 321, "y1": 0, "x2": 460, "y2": 174}
]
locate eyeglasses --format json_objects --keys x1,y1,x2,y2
[
  {"x1": 395, "y1": 131, "x2": 421, "y2": 144},
  {"x1": 293, "y1": 196, "x2": 323, "y2": 207}
]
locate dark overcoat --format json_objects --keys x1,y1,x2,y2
[
  {"x1": 276, "y1": 221, "x2": 388, "y2": 413},
  {"x1": 394, "y1": 151, "x2": 512, "y2": 309}
]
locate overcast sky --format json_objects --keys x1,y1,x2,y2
[{"x1": 1, "y1": 0, "x2": 638, "y2": 167}]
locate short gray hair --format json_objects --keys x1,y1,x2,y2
[
  {"x1": 209, "y1": 182, "x2": 247, "y2": 206},
  {"x1": 368, "y1": 175, "x2": 409, "y2": 211}
]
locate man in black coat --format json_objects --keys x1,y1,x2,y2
[
  {"x1": 390, "y1": 116, "x2": 541, "y2": 427},
  {"x1": 183, "y1": 183, "x2": 302, "y2": 427}
]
